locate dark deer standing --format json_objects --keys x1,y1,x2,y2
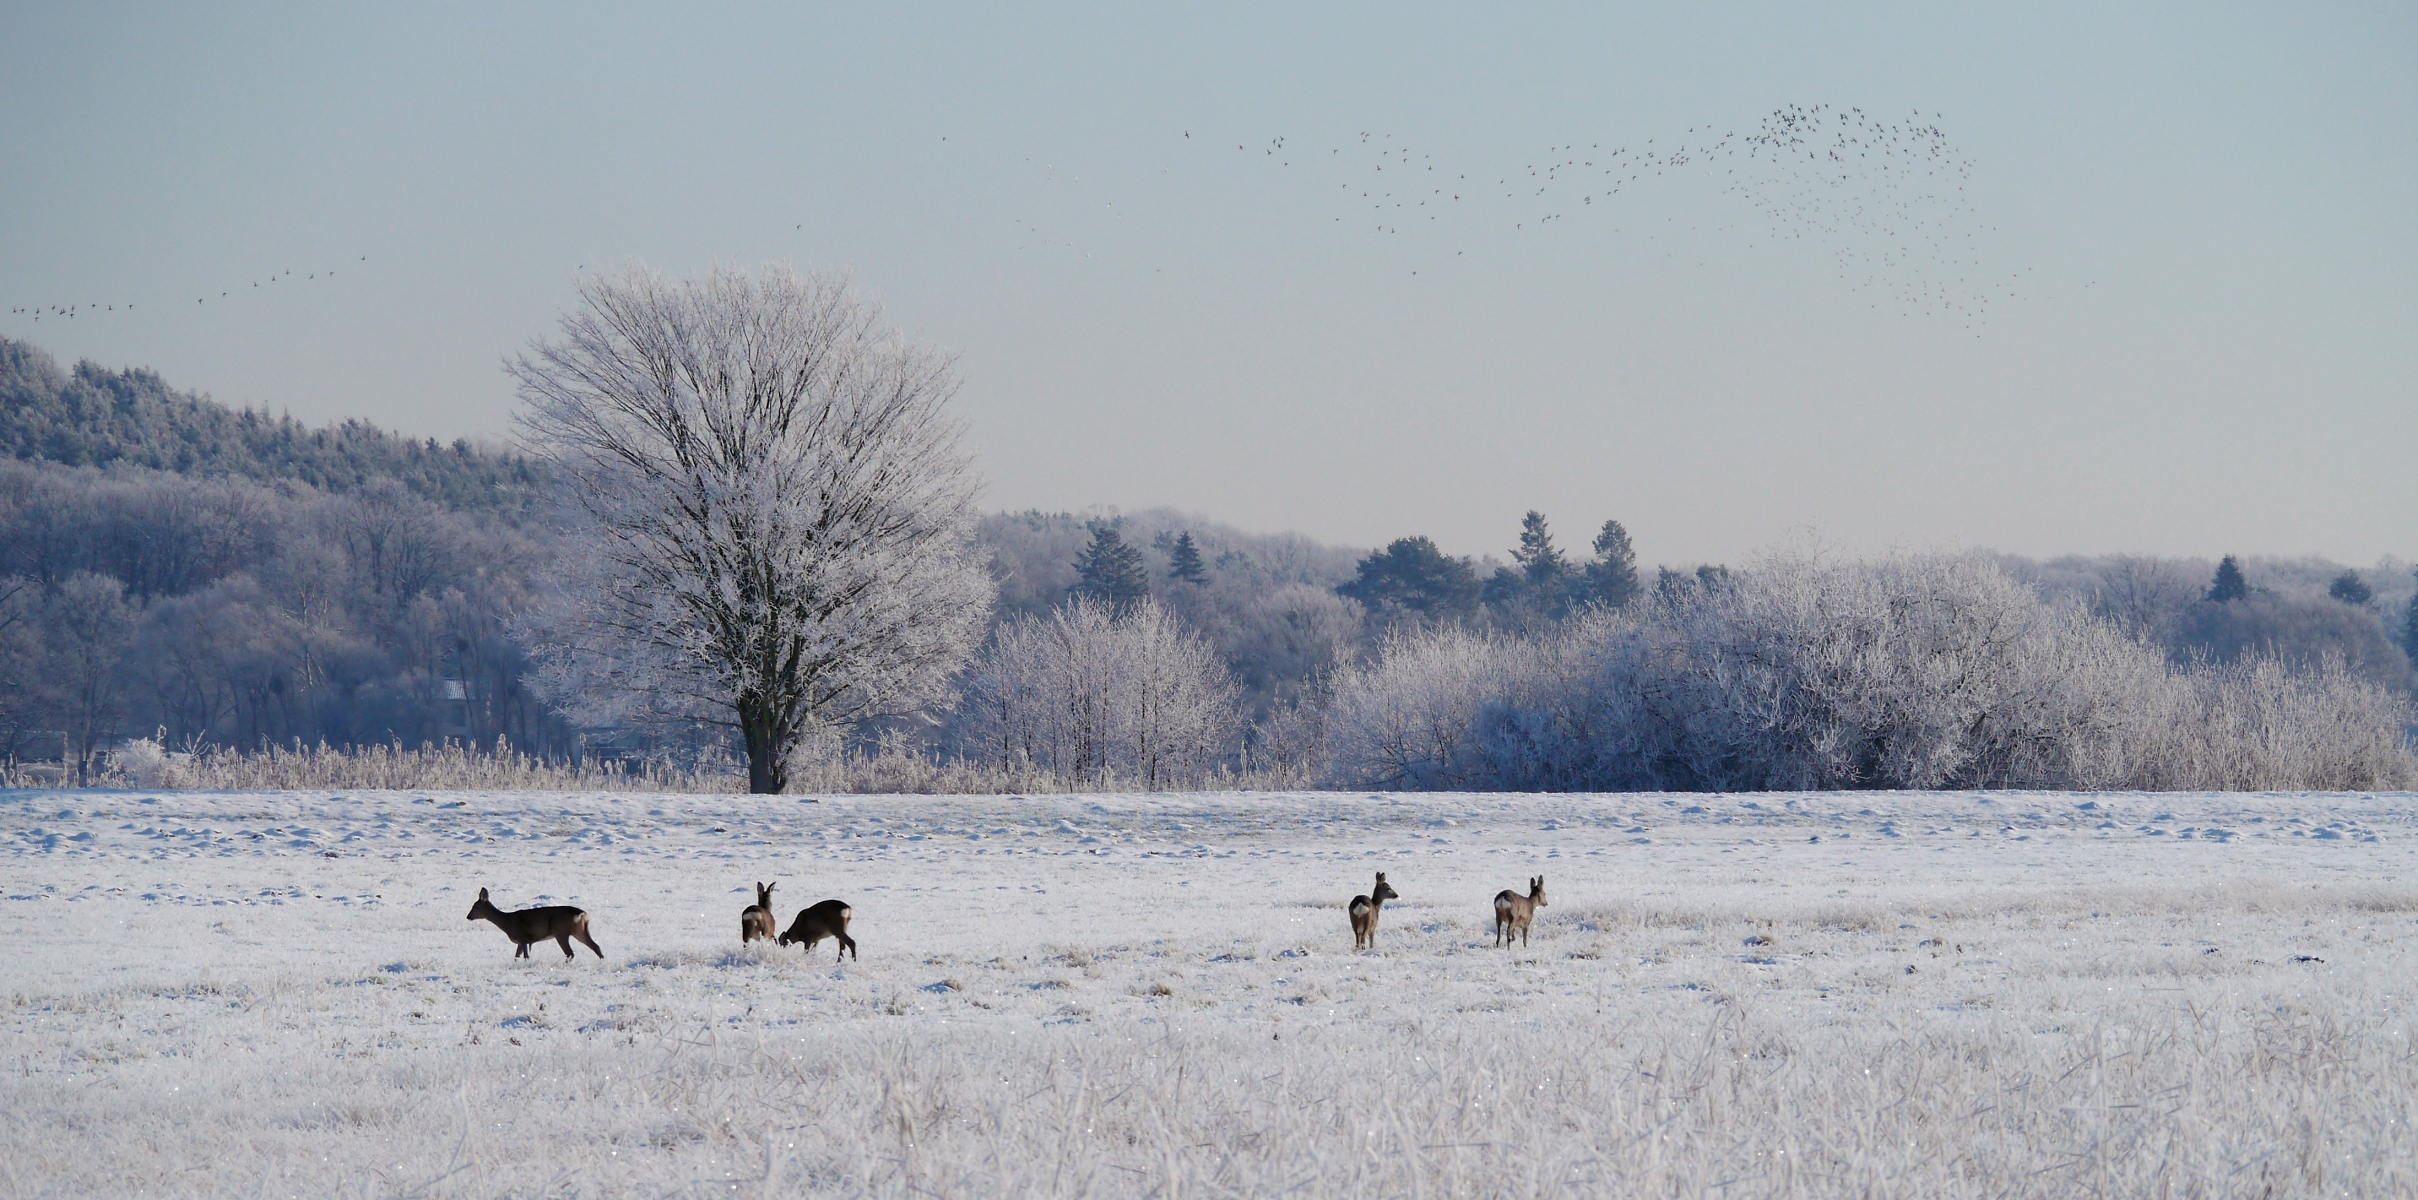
[
  {"x1": 1349, "y1": 872, "x2": 1399, "y2": 951},
  {"x1": 466, "y1": 888, "x2": 602, "y2": 959},
  {"x1": 1494, "y1": 875, "x2": 1547, "y2": 948},
  {"x1": 778, "y1": 898, "x2": 857, "y2": 961},
  {"x1": 741, "y1": 881, "x2": 777, "y2": 944}
]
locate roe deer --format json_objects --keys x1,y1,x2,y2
[
  {"x1": 1349, "y1": 872, "x2": 1399, "y2": 951},
  {"x1": 466, "y1": 888, "x2": 602, "y2": 959},
  {"x1": 1494, "y1": 875, "x2": 1547, "y2": 948},
  {"x1": 778, "y1": 898, "x2": 857, "y2": 961},
  {"x1": 741, "y1": 881, "x2": 776, "y2": 944}
]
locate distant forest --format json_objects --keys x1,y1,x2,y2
[{"x1": 1, "y1": 336, "x2": 2411, "y2": 781}]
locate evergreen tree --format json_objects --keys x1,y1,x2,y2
[
  {"x1": 2405, "y1": 567, "x2": 2418, "y2": 665},
  {"x1": 1583, "y1": 519, "x2": 1640, "y2": 609},
  {"x1": 1335, "y1": 536, "x2": 1481, "y2": 619},
  {"x1": 1167, "y1": 531, "x2": 1208, "y2": 585},
  {"x1": 1072, "y1": 522, "x2": 1150, "y2": 612},
  {"x1": 2206, "y1": 555, "x2": 2249, "y2": 603},
  {"x1": 1480, "y1": 566, "x2": 1526, "y2": 610},
  {"x1": 1512, "y1": 511, "x2": 1568, "y2": 585},
  {"x1": 2327, "y1": 569, "x2": 2372, "y2": 606}
]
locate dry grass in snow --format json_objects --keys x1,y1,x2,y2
[{"x1": 3, "y1": 786, "x2": 2416, "y2": 1197}]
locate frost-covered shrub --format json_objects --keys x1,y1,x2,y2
[
  {"x1": 102, "y1": 736, "x2": 176, "y2": 787},
  {"x1": 1642, "y1": 553, "x2": 2162, "y2": 790},
  {"x1": 957, "y1": 599, "x2": 1243, "y2": 790},
  {"x1": 2131, "y1": 655, "x2": 2416, "y2": 792},
  {"x1": 1319, "y1": 551, "x2": 2417, "y2": 792},
  {"x1": 1321, "y1": 626, "x2": 1539, "y2": 789}
]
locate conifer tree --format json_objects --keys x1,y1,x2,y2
[
  {"x1": 1072, "y1": 523, "x2": 1150, "y2": 612},
  {"x1": 2327, "y1": 569, "x2": 2372, "y2": 606},
  {"x1": 2206, "y1": 555, "x2": 2249, "y2": 603},
  {"x1": 1584, "y1": 519, "x2": 1640, "y2": 609},
  {"x1": 1335, "y1": 536, "x2": 1481, "y2": 619},
  {"x1": 2405, "y1": 567, "x2": 2418, "y2": 665},
  {"x1": 1512, "y1": 511, "x2": 1568, "y2": 585},
  {"x1": 1167, "y1": 531, "x2": 1208, "y2": 585}
]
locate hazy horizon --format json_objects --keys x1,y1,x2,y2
[{"x1": 3, "y1": 4, "x2": 2410, "y2": 566}]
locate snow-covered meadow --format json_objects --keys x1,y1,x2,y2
[{"x1": 5, "y1": 785, "x2": 2417, "y2": 1198}]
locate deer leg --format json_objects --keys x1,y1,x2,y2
[
  {"x1": 557, "y1": 934, "x2": 575, "y2": 958},
  {"x1": 578, "y1": 930, "x2": 602, "y2": 958},
  {"x1": 514, "y1": 942, "x2": 529, "y2": 959}
]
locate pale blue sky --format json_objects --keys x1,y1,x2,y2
[{"x1": 2, "y1": 3, "x2": 2410, "y2": 565}]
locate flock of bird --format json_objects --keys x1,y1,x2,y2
[
  {"x1": 12, "y1": 106, "x2": 2015, "y2": 331},
  {"x1": 1210, "y1": 104, "x2": 2021, "y2": 324},
  {"x1": 6, "y1": 257, "x2": 370, "y2": 323}
]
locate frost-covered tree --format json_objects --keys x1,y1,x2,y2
[
  {"x1": 509, "y1": 264, "x2": 993, "y2": 793},
  {"x1": 958, "y1": 597, "x2": 1241, "y2": 789},
  {"x1": 43, "y1": 573, "x2": 134, "y2": 786},
  {"x1": 2089, "y1": 554, "x2": 2198, "y2": 643},
  {"x1": 2207, "y1": 555, "x2": 2249, "y2": 603},
  {"x1": 0, "y1": 578, "x2": 43, "y2": 757}
]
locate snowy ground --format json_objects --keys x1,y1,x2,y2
[{"x1": 4, "y1": 786, "x2": 2417, "y2": 1198}]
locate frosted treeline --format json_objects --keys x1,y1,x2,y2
[
  {"x1": 1318, "y1": 552, "x2": 2414, "y2": 792},
  {"x1": 4, "y1": 317, "x2": 2412, "y2": 792},
  {"x1": 0, "y1": 460, "x2": 563, "y2": 779}
]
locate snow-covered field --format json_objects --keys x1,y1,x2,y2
[{"x1": 4, "y1": 786, "x2": 2416, "y2": 1198}]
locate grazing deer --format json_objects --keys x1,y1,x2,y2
[
  {"x1": 741, "y1": 881, "x2": 776, "y2": 944},
  {"x1": 1349, "y1": 872, "x2": 1399, "y2": 952},
  {"x1": 466, "y1": 888, "x2": 602, "y2": 959},
  {"x1": 778, "y1": 898, "x2": 857, "y2": 961},
  {"x1": 1494, "y1": 875, "x2": 1547, "y2": 949}
]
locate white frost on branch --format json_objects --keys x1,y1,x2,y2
[
  {"x1": 959, "y1": 598, "x2": 1243, "y2": 790},
  {"x1": 509, "y1": 263, "x2": 993, "y2": 790}
]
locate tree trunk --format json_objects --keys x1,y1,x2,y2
[{"x1": 739, "y1": 698, "x2": 788, "y2": 795}]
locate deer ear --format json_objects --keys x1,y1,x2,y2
[{"x1": 478, "y1": 888, "x2": 489, "y2": 899}]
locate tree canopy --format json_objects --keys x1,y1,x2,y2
[
  {"x1": 1335, "y1": 536, "x2": 1481, "y2": 619},
  {"x1": 509, "y1": 263, "x2": 993, "y2": 793}
]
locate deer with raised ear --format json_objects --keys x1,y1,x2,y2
[
  {"x1": 1349, "y1": 872, "x2": 1399, "y2": 952},
  {"x1": 778, "y1": 898, "x2": 857, "y2": 961},
  {"x1": 466, "y1": 888, "x2": 602, "y2": 959},
  {"x1": 741, "y1": 882, "x2": 776, "y2": 944},
  {"x1": 1494, "y1": 875, "x2": 1547, "y2": 949}
]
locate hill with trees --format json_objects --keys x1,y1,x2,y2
[{"x1": 0, "y1": 338, "x2": 544, "y2": 519}]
